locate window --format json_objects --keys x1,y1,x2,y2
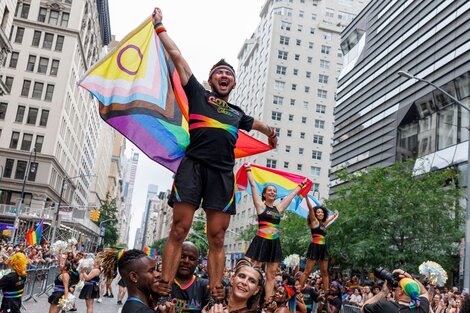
[
  {"x1": 297, "y1": 164, "x2": 303, "y2": 171},
  {"x1": 305, "y1": 86, "x2": 310, "y2": 93},
  {"x1": 280, "y1": 36, "x2": 290, "y2": 45},
  {"x1": 20, "y1": 4, "x2": 30, "y2": 18},
  {"x1": 4, "y1": 159, "x2": 14, "y2": 178},
  {"x1": 48, "y1": 10, "x2": 59, "y2": 25},
  {"x1": 296, "y1": 39, "x2": 301, "y2": 46},
  {"x1": 1, "y1": 7, "x2": 10, "y2": 31},
  {"x1": 32, "y1": 82, "x2": 44, "y2": 99},
  {"x1": 50, "y1": 59, "x2": 59, "y2": 76},
  {"x1": 43, "y1": 33, "x2": 54, "y2": 49},
  {"x1": 271, "y1": 111, "x2": 282, "y2": 121},
  {"x1": 266, "y1": 159, "x2": 277, "y2": 169},
  {"x1": 15, "y1": 106, "x2": 25, "y2": 122},
  {"x1": 26, "y1": 108, "x2": 38, "y2": 125},
  {"x1": 274, "y1": 80, "x2": 285, "y2": 91},
  {"x1": 294, "y1": 54, "x2": 300, "y2": 61},
  {"x1": 309, "y1": 42, "x2": 314, "y2": 49},
  {"x1": 320, "y1": 59, "x2": 330, "y2": 69},
  {"x1": 35, "y1": 135, "x2": 44, "y2": 153},
  {"x1": 10, "y1": 131, "x2": 20, "y2": 149},
  {"x1": 283, "y1": 162, "x2": 289, "y2": 169},
  {"x1": 303, "y1": 101, "x2": 309, "y2": 108},
  {"x1": 316, "y1": 104, "x2": 326, "y2": 113},
  {"x1": 21, "y1": 133, "x2": 33, "y2": 150},
  {"x1": 290, "y1": 99, "x2": 295, "y2": 106},
  {"x1": 39, "y1": 109, "x2": 49, "y2": 126},
  {"x1": 312, "y1": 150, "x2": 322, "y2": 160},
  {"x1": 293, "y1": 69, "x2": 298, "y2": 76},
  {"x1": 273, "y1": 127, "x2": 280, "y2": 137},
  {"x1": 281, "y1": 21, "x2": 291, "y2": 31},
  {"x1": 5, "y1": 77, "x2": 13, "y2": 92},
  {"x1": 38, "y1": 57, "x2": 49, "y2": 73},
  {"x1": 307, "y1": 56, "x2": 312, "y2": 63},
  {"x1": 297, "y1": 24, "x2": 303, "y2": 32},
  {"x1": 61, "y1": 12, "x2": 69, "y2": 27},
  {"x1": 310, "y1": 27, "x2": 315, "y2": 34},
  {"x1": 15, "y1": 27, "x2": 25, "y2": 43},
  {"x1": 322, "y1": 31, "x2": 333, "y2": 41},
  {"x1": 9, "y1": 52, "x2": 19, "y2": 68},
  {"x1": 306, "y1": 71, "x2": 311, "y2": 78},
  {"x1": 55, "y1": 35, "x2": 64, "y2": 51},
  {"x1": 317, "y1": 89, "x2": 328, "y2": 99},
  {"x1": 312, "y1": 13, "x2": 317, "y2": 20},
  {"x1": 300, "y1": 132, "x2": 305, "y2": 139},
  {"x1": 26, "y1": 55, "x2": 36, "y2": 71},
  {"x1": 292, "y1": 84, "x2": 297, "y2": 91},
  {"x1": 273, "y1": 96, "x2": 284, "y2": 105},
  {"x1": 287, "y1": 130, "x2": 292, "y2": 137},
  {"x1": 278, "y1": 50, "x2": 288, "y2": 60},
  {"x1": 38, "y1": 7, "x2": 47, "y2": 22},
  {"x1": 311, "y1": 166, "x2": 321, "y2": 176},
  {"x1": 0, "y1": 103, "x2": 7, "y2": 120},
  {"x1": 45, "y1": 84, "x2": 54, "y2": 101},
  {"x1": 285, "y1": 145, "x2": 291, "y2": 152},
  {"x1": 325, "y1": 8, "x2": 335, "y2": 18},
  {"x1": 319, "y1": 74, "x2": 329, "y2": 84},
  {"x1": 321, "y1": 45, "x2": 331, "y2": 55},
  {"x1": 299, "y1": 148, "x2": 304, "y2": 155},
  {"x1": 276, "y1": 65, "x2": 287, "y2": 75},
  {"x1": 288, "y1": 114, "x2": 293, "y2": 121},
  {"x1": 302, "y1": 117, "x2": 307, "y2": 124},
  {"x1": 31, "y1": 31, "x2": 41, "y2": 47},
  {"x1": 21, "y1": 80, "x2": 31, "y2": 97},
  {"x1": 315, "y1": 119, "x2": 325, "y2": 129},
  {"x1": 15, "y1": 160, "x2": 27, "y2": 179},
  {"x1": 313, "y1": 135, "x2": 324, "y2": 144}
]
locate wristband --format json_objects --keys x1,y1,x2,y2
[
  {"x1": 269, "y1": 127, "x2": 277, "y2": 139},
  {"x1": 244, "y1": 164, "x2": 252, "y2": 172},
  {"x1": 298, "y1": 182, "x2": 306, "y2": 189},
  {"x1": 154, "y1": 22, "x2": 166, "y2": 34}
]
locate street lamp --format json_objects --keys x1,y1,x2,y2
[
  {"x1": 398, "y1": 70, "x2": 470, "y2": 290},
  {"x1": 50, "y1": 174, "x2": 95, "y2": 243},
  {"x1": 11, "y1": 148, "x2": 36, "y2": 244}
]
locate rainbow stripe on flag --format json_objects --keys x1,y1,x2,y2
[
  {"x1": 143, "y1": 247, "x2": 157, "y2": 259},
  {"x1": 235, "y1": 163, "x2": 312, "y2": 215},
  {"x1": 286, "y1": 194, "x2": 338, "y2": 226},
  {"x1": 25, "y1": 219, "x2": 43, "y2": 246},
  {"x1": 78, "y1": 17, "x2": 271, "y2": 173}
]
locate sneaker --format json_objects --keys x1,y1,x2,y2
[
  {"x1": 97, "y1": 298, "x2": 102, "y2": 303},
  {"x1": 109, "y1": 294, "x2": 114, "y2": 298},
  {"x1": 117, "y1": 300, "x2": 122, "y2": 305},
  {"x1": 104, "y1": 293, "x2": 109, "y2": 297}
]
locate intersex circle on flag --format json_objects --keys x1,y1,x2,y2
[{"x1": 117, "y1": 44, "x2": 143, "y2": 75}]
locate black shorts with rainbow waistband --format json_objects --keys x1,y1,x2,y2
[{"x1": 168, "y1": 156, "x2": 236, "y2": 215}]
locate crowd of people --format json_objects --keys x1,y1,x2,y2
[{"x1": 0, "y1": 242, "x2": 60, "y2": 267}]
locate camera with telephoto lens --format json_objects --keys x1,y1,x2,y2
[{"x1": 374, "y1": 267, "x2": 400, "y2": 288}]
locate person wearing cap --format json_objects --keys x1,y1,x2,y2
[
  {"x1": 151, "y1": 7, "x2": 278, "y2": 305},
  {"x1": 361, "y1": 269, "x2": 429, "y2": 313}
]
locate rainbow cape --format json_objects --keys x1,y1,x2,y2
[
  {"x1": 143, "y1": 246, "x2": 157, "y2": 259},
  {"x1": 78, "y1": 17, "x2": 271, "y2": 172},
  {"x1": 25, "y1": 219, "x2": 43, "y2": 246},
  {"x1": 235, "y1": 163, "x2": 312, "y2": 215},
  {"x1": 286, "y1": 194, "x2": 338, "y2": 226}
]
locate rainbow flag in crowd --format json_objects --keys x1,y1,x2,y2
[
  {"x1": 286, "y1": 194, "x2": 338, "y2": 226},
  {"x1": 143, "y1": 246, "x2": 157, "y2": 259},
  {"x1": 25, "y1": 219, "x2": 43, "y2": 246},
  {"x1": 78, "y1": 17, "x2": 271, "y2": 172},
  {"x1": 235, "y1": 163, "x2": 312, "y2": 216}
]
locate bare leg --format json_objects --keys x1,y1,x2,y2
[
  {"x1": 264, "y1": 262, "x2": 280, "y2": 302},
  {"x1": 86, "y1": 298, "x2": 94, "y2": 313},
  {"x1": 299, "y1": 258, "x2": 317, "y2": 288},
  {"x1": 319, "y1": 259, "x2": 329, "y2": 292},
  {"x1": 118, "y1": 286, "x2": 126, "y2": 302},
  {"x1": 205, "y1": 209, "x2": 231, "y2": 301},
  {"x1": 159, "y1": 202, "x2": 196, "y2": 294},
  {"x1": 48, "y1": 304, "x2": 60, "y2": 313}
]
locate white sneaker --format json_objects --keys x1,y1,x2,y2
[{"x1": 97, "y1": 298, "x2": 102, "y2": 303}]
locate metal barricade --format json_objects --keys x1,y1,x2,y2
[
  {"x1": 23, "y1": 264, "x2": 60, "y2": 302},
  {"x1": 341, "y1": 304, "x2": 361, "y2": 313}
]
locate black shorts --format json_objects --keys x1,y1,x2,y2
[{"x1": 168, "y1": 156, "x2": 236, "y2": 214}]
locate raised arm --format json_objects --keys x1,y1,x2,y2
[
  {"x1": 324, "y1": 210, "x2": 338, "y2": 228},
  {"x1": 277, "y1": 179, "x2": 307, "y2": 213},
  {"x1": 152, "y1": 8, "x2": 192, "y2": 86},
  {"x1": 252, "y1": 119, "x2": 278, "y2": 149},
  {"x1": 305, "y1": 195, "x2": 319, "y2": 228},
  {"x1": 245, "y1": 164, "x2": 265, "y2": 214}
]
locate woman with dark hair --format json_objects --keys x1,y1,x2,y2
[
  {"x1": 244, "y1": 164, "x2": 307, "y2": 302},
  {"x1": 298, "y1": 199, "x2": 337, "y2": 293},
  {"x1": 48, "y1": 260, "x2": 71, "y2": 313},
  {"x1": 79, "y1": 258, "x2": 101, "y2": 313},
  {"x1": 203, "y1": 258, "x2": 264, "y2": 313}
]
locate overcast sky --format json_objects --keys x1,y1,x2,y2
[{"x1": 108, "y1": 0, "x2": 266, "y2": 247}]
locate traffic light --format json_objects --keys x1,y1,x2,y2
[
  {"x1": 89, "y1": 209, "x2": 100, "y2": 222},
  {"x1": 204, "y1": 223, "x2": 207, "y2": 234}
]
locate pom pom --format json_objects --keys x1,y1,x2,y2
[
  {"x1": 418, "y1": 261, "x2": 448, "y2": 287},
  {"x1": 283, "y1": 254, "x2": 300, "y2": 268},
  {"x1": 67, "y1": 238, "x2": 78, "y2": 246},
  {"x1": 77, "y1": 258, "x2": 94, "y2": 273},
  {"x1": 51, "y1": 240, "x2": 68, "y2": 255},
  {"x1": 58, "y1": 294, "x2": 76, "y2": 311}
]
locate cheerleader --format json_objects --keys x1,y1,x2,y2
[
  {"x1": 244, "y1": 163, "x2": 306, "y2": 302},
  {"x1": 0, "y1": 253, "x2": 28, "y2": 313},
  {"x1": 48, "y1": 261, "x2": 71, "y2": 313},
  {"x1": 79, "y1": 257, "x2": 101, "y2": 313}
]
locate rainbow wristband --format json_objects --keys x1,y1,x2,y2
[{"x1": 154, "y1": 22, "x2": 166, "y2": 34}]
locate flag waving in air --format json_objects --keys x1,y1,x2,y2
[
  {"x1": 78, "y1": 17, "x2": 271, "y2": 172},
  {"x1": 235, "y1": 163, "x2": 312, "y2": 216},
  {"x1": 25, "y1": 219, "x2": 43, "y2": 246}
]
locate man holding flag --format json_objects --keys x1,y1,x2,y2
[{"x1": 152, "y1": 7, "x2": 278, "y2": 304}]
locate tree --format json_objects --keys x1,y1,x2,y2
[
  {"x1": 152, "y1": 237, "x2": 167, "y2": 256},
  {"x1": 96, "y1": 192, "x2": 119, "y2": 246},
  {"x1": 326, "y1": 161, "x2": 464, "y2": 273}
]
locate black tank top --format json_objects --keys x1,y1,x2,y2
[
  {"x1": 257, "y1": 205, "x2": 281, "y2": 240},
  {"x1": 311, "y1": 224, "x2": 326, "y2": 245}
]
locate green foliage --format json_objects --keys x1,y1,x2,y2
[
  {"x1": 97, "y1": 192, "x2": 119, "y2": 246},
  {"x1": 186, "y1": 219, "x2": 208, "y2": 257},
  {"x1": 326, "y1": 161, "x2": 464, "y2": 273},
  {"x1": 152, "y1": 238, "x2": 167, "y2": 256}
]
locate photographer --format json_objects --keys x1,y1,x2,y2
[{"x1": 361, "y1": 269, "x2": 429, "y2": 313}]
